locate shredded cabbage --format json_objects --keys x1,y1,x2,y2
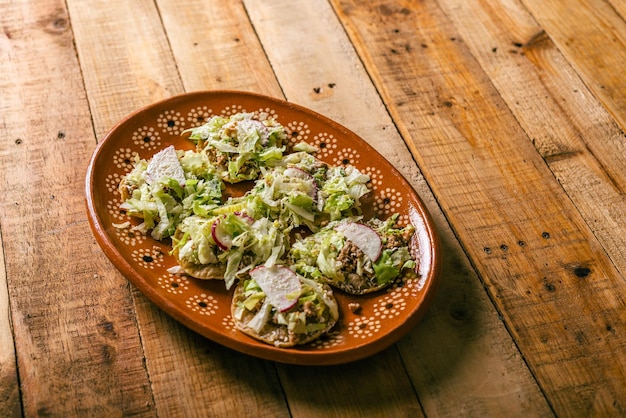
[
  {"x1": 183, "y1": 113, "x2": 286, "y2": 183},
  {"x1": 289, "y1": 217, "x2": 415, "y2": 290},
  {"x1": 118, "y1": 112, "x2": 416, "y2": 300},
  {"x1": 119, "y1": 150, "x2": 224, "y2": 240}
]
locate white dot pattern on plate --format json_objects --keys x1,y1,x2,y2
[
  {"x1": 107, "y1": 198, "x2": 127, "y2": 222},
  {"x1": 186, "y1": 106, "x2": 213, "y2": 124},
  {"x1": 105, "y1": 173, "x2": 122, "y2": 195},
  {"x1": 130, "y1": 246, "x2": 166, "y2": 270},
  {"x1": 221, "y1": 315, "x2": 237, "y2": 332},
  {"x1": 112, "y1": 148, "x2": 138, "y2": 170},
  {"x1": 132, "y1": 126, "x2": 162, "y2": 151},
  {"x1": 362, "y1": 166, "x2": 383, "y2": 191},
  {"x1": 220, "y1": 104, "x2": 246, "y2": 116},
  {"x1": 333, "y1": 147, "x2": 361, "y2": 166},
  {"x1": 347, "y1": 316, "x2": 382, "y2": 339},
  {"x1": 309, "y1": 331, "x2": 344, "y2": 349},
  {"x1": 388, "y1": 272, "x2": 422, "y2": 298},
  {"x1": 157, "y1": 273, "x2": 190, "y2": 295},
  {"x1": 285, "y1": 121, "x2": 311, "y2": 146},
  {"x1": 254, "y1": 107, "x2": 278, "y2": 120},
  {"x1": 311, "y1": 132, "x2": 338, "y2": 158},
  {"x1": 113, "y1": 225, "x2": 147, "y2": 247},
  {"x1": 373, "y1": 293, "x2": 407, "y2": 319},
  {"x1": 186, "y1": 293, "x2": 218, "y2": 316},
  {"x1": 374, "y1": 187, "x2": 404, "y2": 218},
  {"x1": 157, "y1": 110, "x2": 186, "y2": 135}
]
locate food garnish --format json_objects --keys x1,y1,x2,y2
[{"x1": 117, "y1": 112, "x2": 417, "y2": 347}]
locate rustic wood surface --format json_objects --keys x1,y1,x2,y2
[{"x1": 1, "y1": 0, "x2": 624, "y2": 416}]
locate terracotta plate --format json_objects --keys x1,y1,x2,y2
[{"x1": 85, "y1": 91, "x2": 441, "y2": 365}]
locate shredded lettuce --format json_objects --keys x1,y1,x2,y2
[
  {"x1": 172, "y1": 212, "x2": 287, "y2": 290},
  {"x1": 237, "y1": 274, "x2": 337, "y2": 335},
  {"x1": 119, "y1": 150, "x2": 224, "y2": 240},
  {"x1": 118, "y1": 112, "x2": 416, "y2": 299},
  {"x1": 289, "y1": 217, "x2": 415, "y2": 290},
  {"x1": 183, "y1": 113, "x2": 286, "y2": 183},
  {"x1": 319, "y1": 166, "x2": 370, "y2": 220}
]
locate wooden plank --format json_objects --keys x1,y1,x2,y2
[
  {"x1": 607, "y1": 0, "x2": 626, "y2": 22},
  {"x1": 244, "y1": 1, "x2": 425, "y2": 415},
  {"x1": 69, "y1": 0, "x2": 183, "y2": 137},
  {"x1": 435, "y1": 0, "x2": 626, "y2": 298},
  {"x1": 244, "y1": 0, "x2": 551, "y2": 416},
  {"x1": 331, "y1": 0, "x2": 626, "y2": 415},
  {"x1": 69, "y1": 0, "x2": 291, "y2": 415},
  {"x1": 520, "y1": 0, "x2": 626, "y2": 131},
  {"x1": 277, "y1": 349, "x2": 425, "y2": 418},
  {"x1": 161, "y1": 0, "x2": 422, "y2": 415},
  {"x1": 0, "y1": 1, "x2": 155, "y2": 416},
  {"x1": 156, "y1": 0, "x2": 282, "y2": 94},
  {"x1": 0, "y1": 234, "x2": 21, "y2": 418},
  {"x1": 398, "y1": 228, "x2": 556, "y2": 415},
  {"x1": 132, "y1": 296, "x2": 289, "y2": 417}
]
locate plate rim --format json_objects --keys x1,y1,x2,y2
[{"x1": 85, "y1": 90, "x2": 442, "y2": 365}]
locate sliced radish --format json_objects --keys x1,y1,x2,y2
[
  {"x1": 145, "y1": 145, "x2": 186, "y2": 186},
  {"x1": 335, "y1": 222, "x2": 382, "y2": 261},
  {"x1": 212, "y1": 214, "x2": 252, "y2": 250},
  {"x1": 284, "y1": 166, "x2": 311, "y2": 180},
  {"x1": 211, "y1": 216, "x2": 232, "y2": 250},
  {"x1": 250, "y1": 265, "x2": 302, "y2": 312},
  {"x1": 234, "y1": 211, "x2": 254, "y2": 224}
]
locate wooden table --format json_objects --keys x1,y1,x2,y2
[{"x1": 2, "y1": 0, "x2": 625, "y2": 416}]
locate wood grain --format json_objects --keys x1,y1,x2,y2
[
  {"x1": 132, "y1": 294, "x2": 289, "y2": 417},
  {"x1": 68, "y1": 0, "x2": 292, "y2": 415},
  {"x1": 0, "y1": 1, "x2": 154, "y2": 415},
  {"x1": 520, "y1": 0, "x2": 626, "y2": 131},
  {"x1": 156, "y1": 0, "x2": 283, "y2": 95},
  {"x1": 436, "y1": 0, "x2": 626, "y2": 305},
  {"x1": 608, "y1": 0, "x2": 626, "y2": 22},
  {"x1": 278, "y1": 349, "x2": 425, "y2": 418},
  {"x1": 0, "y1": 231, "x2": 21, "y2": 418},
  {"x1": 245, "y1": 0, "x2": 551, "y2": 416},
  {"x1": 331, "y1": 0, "x2": 626, "y2": 414},
  {"x1": 4, "y1": 0, "x2": 623, "y2": 415},
  {"x1": 69, "y1": 0, "x2": 184, "y2": 137}
]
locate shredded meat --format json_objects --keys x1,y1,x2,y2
[
  {"x1": 383, "y1": 229, "x2": 412, "y2": 250},
  {"x1": 346, "y1": 273, "x2": 367, "y2": 290},
  {"x1": 303, "y1": 301, "x2": 316, "y2": 318},
  {"x1": 216, "y1": 153, "x2": 228, "y2": 168},
  {"x1": 118, "y1": 182, "x2": 136, "y2": 201},
  {"x1": 337, "y1": 241, "x2": 363, "y2": 271},
  {"x1": 241, "y1": 254, "x2": 254, "y2": 267},
  {"x1": 335, "y1": 240, "x2": 377, "y2": 293},
  {"x1": 384, "y1": 234, "x2": 402, "y2": 250}
]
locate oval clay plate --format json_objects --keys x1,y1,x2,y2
[{"x1": 85, "y1": 91, "x2": 441, "y2": 365}]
